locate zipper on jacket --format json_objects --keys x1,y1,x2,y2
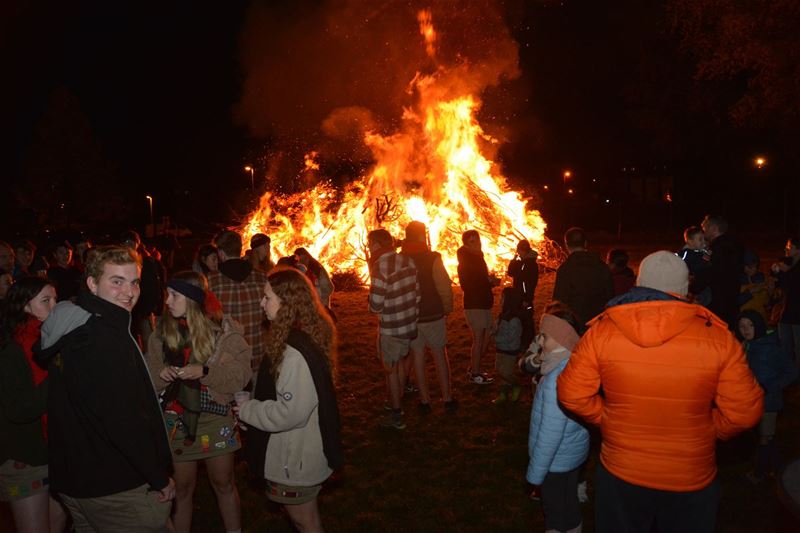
[
  {"x1": 128, "y1": 314, "x2": 171, "y2": 444},
  {"x1": 284, "y1": 465, "x2": 290, "y2": 479}
]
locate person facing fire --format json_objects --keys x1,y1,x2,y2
[
  {"x1": 458, "y1": 230, "x2": 499, "y2": 385},
  {"x1": 557, "y1": 250, "x2": 763, "y2": 532},
  {"x1": 401, "y1": 221, "x2": 457, "y2": 413},
  {"x1": 552, "y1": 227, "x2": 613, "y2": 331},
  {"x1": 507, "y1": 238, "x2": 538, "y2": 349},
  {"x1": 367, "y1": 229, "x2": 420, "y2": 430},
  {"x1": 210, "y1": 230, "x2": 270, "y2": 375}
]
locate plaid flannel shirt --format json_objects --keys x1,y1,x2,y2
[
  {"x1": 208, "y1": 269, "x2": 269, "y2": 372},
  {"x1": 369, "y1": 250, "x2": 420, "y2": 339}
]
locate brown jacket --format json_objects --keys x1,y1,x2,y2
[{"x1": 147, "y1": 316, "x2": 253, "y2": 406}]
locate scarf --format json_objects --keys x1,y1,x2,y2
[
  {"x1": 245, "y1": 329, "x2": 343, "y2": 477},
  {"x1": 161, "y1": 319, "x2": 201, "y2": 444},
  {"x1": 541, "y1": 347, "x2": 571, "y2": 375},
  {"x1": 14, "y1": 318, "x2": 48, "y2": 437}
]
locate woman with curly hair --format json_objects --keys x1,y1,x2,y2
[
  {"x1": 236, "y1": 267, "x2": 343, "y2": 532},
  {"x1": 0, "y1": 277, "x2": 66, "y2": 533},
  {"x1": 146, "y1": 271, "x2": 252, "y2": 533}
]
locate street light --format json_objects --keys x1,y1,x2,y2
[
  {"x1": 244, "y1": 165, "x2": 254, "y2": 191},
  {"x1": 145, "y1": 195, "x2": 154, "y2": 236},
  {"x1": 754, "y1": 157, "x2": 766, "y2": 169}
]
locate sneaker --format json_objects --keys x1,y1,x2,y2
[
  {"x1": 468, "y1": 371, "x2": 494, "y2": 385},
  {"x1": 577, "y1": 480, "x2": 588, "y2": 503},
  {"x1": 404, "y1": 384, "x2": 419, "y2": 395},
  {"x1": 383, "y1": 403, "x2": 404, "y2": 415},
  {"x1": 417, "y1": 402, "x2": 432, "y2": 415},
  {"x1": 444, "y1": 398, "x2": 459, "y2": 413},
  {"x1": 509, "y1": 385, "x2": 522, "y2": 402},
  {"x1": 493, "y1": 389, "x2": 508, "y2": 405},
  {"x1": 379, "y1": 412, "x2": 406, "y2": 430}
]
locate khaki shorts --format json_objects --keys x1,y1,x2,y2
[
  {"x1": 266, "y1": 480, "x2": 321, "y2": 505},
  {"x1": 759, "y1": 411, "x2": 778, "y2": 440},
  {"x1": 465, "y1": 308, "x2": 493, "y2": 330},
  {"x1": 60, "y1": 484, "x2": 171, "y2": 533},
  {"x1": 0, "y1": 460, "x2": 49, "y2": 502},
  {"x1": 378, "y1": 333, "x2": 411, "y2": 367},
  {"x1": 410, "y1": 317, "x2": 447, "y2": 351}
]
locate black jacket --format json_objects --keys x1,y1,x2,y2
[
  {"x1": 457, "y1": 246, "x2": 493, "y2": 310},
  {"x1": 552, "y1": 250, "x2": 613, "y2": 328},
  {"x1": 508, "y1": 255, "x2": 538, "y2": 305},
  {"x1": 35, "y1": 292, "x2": 172, "y2": 498},
  {"x1": 697, "y1": 233, "x2": 744, "y2": 327},
  {"x1": 776, "y1": 260, "x2": 800, "y2": 325}
]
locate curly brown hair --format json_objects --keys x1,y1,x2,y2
[{"x1": 264, "y1": 267, "x2": 337, "y2": 376}]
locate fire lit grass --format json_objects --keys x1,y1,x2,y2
[{"x1": 184, "y1": 271, "x2": 800, "y2": 532}]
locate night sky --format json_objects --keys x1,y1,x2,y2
[{"x1": 4, "y1": 0, "x2": 798, "y2": 237}]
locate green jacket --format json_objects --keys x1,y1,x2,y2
[{"x1": 0, "y1": 340, "x2": 48, "y2": 465}]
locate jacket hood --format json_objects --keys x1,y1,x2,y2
[
  {"x1": 219, "y1": 258, "x2": 254, "y2": 282},
  {"x1": 600, "y1": 286, "x2": 723, "y2": 347},
  {"x1": 736, "y1": 309, "x2": 767, "y2": 340},
  {"x1": 40, "y1": 301, "x2": 92, "y2": 350}
]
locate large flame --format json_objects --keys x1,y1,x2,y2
[{"x1": 241, "y1": 11, "x2": 547, "y2": 280}]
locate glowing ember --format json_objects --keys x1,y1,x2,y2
[{"x1": 241, "y1": 10, "x2": 547, "y2": 280}]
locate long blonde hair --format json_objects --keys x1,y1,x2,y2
[
  {"x1": 263, "y1": 267, "x2": 336, "y2": 376},
  {"x1": 160, "y1": 271, "x2": 217, "y2": 364}
]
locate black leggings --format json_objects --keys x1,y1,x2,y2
[{"x1": 541, "y1": 467, "x2": 582, "y2": 531}]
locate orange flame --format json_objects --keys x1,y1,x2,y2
[
  {"x1": 417, "y1": 9, "x2": 437, "y2": 58},
  {"x1": 241, "y1": 10, "x2": 547, "y2": 280}
]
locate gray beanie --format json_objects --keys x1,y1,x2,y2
[{"x1": 636, "y1": 251, "x2": 689, "y2": 296}]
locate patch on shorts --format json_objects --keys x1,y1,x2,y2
[
  {"x1": 282, "y1": 392, "x2": 293, "y2": 401},
  {"x1": 219, "y1": 426, "x2": 231, "y2": 438},
  {"x1": 214, "y1": 441, "x2": 227, "y2": 449},
  {"x1": 201, "y1": 435, "x2": 210, "y2": 453},
  {"x1": 227, "y1": 437, "x2": 238, "y2": 447}
]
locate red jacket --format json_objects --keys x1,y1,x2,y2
[{"x1": 557, "y1": 289, "x2": 763, "y2": 491}]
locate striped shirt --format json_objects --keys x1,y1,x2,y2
[{"x1": 369, "y1": 250, "x2": 420, "y2": 339}]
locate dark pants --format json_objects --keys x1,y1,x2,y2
[
  {"x1": 541, "y1": 467, "x2": 581, "y2": 532},
  {"x1": 595, "y1": 462, "x2": 719, "y2": 533},
  {"x1": 521, "y1": 303, "x2": 536, "y2": 351}
]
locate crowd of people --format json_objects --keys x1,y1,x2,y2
[{"x1": 0, "y1": 212, "x2": 798, "y2": 532}]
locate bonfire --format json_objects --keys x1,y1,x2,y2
[{"x1": 240, "y1": 9, "x2": 549, "y2": 279}]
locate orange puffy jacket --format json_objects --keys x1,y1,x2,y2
[{"x1": 557, "y1": 294, "x2": 763, "y2": 492}]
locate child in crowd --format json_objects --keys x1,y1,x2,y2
[
  {"x1": 606, "y1": 249, "x2": 635, "y2": 296},
  {"x1": 736, "y1": 310, "x2": 797, "y2": 484},
  {"x1": 739, "y1": 250, "x2": 772, "y2": 322},
  {"x1": 492, "y1": 287, "x2": 524, "y2": 404},
  {"x1": 527, "y1": 303, "x2": 588, "y2": 533},
  {"x1": 678, "y1": 226, "x2": 711, "y2": 306}
]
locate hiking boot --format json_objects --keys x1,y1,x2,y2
[
  {"x1": 468, "y1": 371, "x2": 494, "y2": 385},
  {"x1": 417, "y1": 402, "x2": 432, "y2": 415},
  {"x1": 509, "y1": 385, "x2": 522, "y2": 402},
  {"x1": 444, "y1": 398, "x2": 459, "y2": 413},
  {"x1": 379, "y1": 412, "x2": 406, "y2": 430}
]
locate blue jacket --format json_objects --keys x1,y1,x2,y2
[
  {"x1": 745, "y1": 331, "x2": 797, "y2": 412},
  {"x1": 527, "y1": 355, "x2": 589, "y2": 485}
]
